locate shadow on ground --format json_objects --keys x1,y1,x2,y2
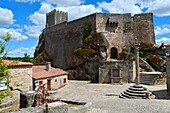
[{"x1": 152, "y1": 89, "x2": 170, "y2": 99}]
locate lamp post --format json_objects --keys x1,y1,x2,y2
[{"x1": 135, "y1": 39, "x2": 140, "y2": 85}]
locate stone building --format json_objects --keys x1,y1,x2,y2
[
  {"x1": 2, "y1": 60, "x2": 33, "y2": 91},
  {"x1": 32, "y1": 62, "x2": 68, "y2": 91},
  {"x1": 0, "y1": 60, "x2": 33, "y2": 110},
  {"x1": 35, "y1": 9, "x2": 155, "y2": 83}
]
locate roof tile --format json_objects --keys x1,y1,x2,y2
[{"x1": 32, "y1": 65, "x2": 68, "y2": 79}]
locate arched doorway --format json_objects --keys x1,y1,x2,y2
[{"x1": 110, "y1": 47, "x2": 118, "y2": 59}]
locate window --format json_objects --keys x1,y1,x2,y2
[
  {"x1": 110, "y1": 47, "x2": 118, "y2": 59},
  {"x1": 106, "y1": 18, "x2": 119, "y2": 32},
  {"x1": 63, "y1": 78, "x2": 67, "y2": 83},
  {"x1": 55, "y1": 79, "x2": 57, "y2": 82},
  {"x1": 39, "y1": 81, "x2": 43, "y2": 85}
]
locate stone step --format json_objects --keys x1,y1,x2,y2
[
  {"x1": 120, "y1": 92, "x2": 132, "y2": 99},
  {"x1": 140, "y1": 80, "x2": 154, "y2": 85},
  {"x1": 140, "y1": 77, "x2": 155, "y2": 80},
  {"x1": 129, "y1": 86, "x2": 147, "y2": 91},
  {"x1": 119, "y1": 94, "x2": 129, "y2": 99},
  {"x1": 124, "y1": 90, "x2": 146, "y2": 97},
  {"x1": 126, "y1": 88, "x2": 148, "y2": 94}
]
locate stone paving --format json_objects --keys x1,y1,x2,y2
[{"x1": 52, "y1": 80, "x2": 170, "y2": 113}]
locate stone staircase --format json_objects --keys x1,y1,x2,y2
[
  {"x1": 119, "y1": 85, "x2": 155, "y2": 99},
  {"x1": 139, "y1": 72, "x2": 162, "y2": 85}
]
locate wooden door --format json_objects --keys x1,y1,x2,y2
[{"x1": 47, "y1": 79, "x2": 51, "y2": 90}]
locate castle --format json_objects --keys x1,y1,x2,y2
[{"x1": 36, "y1": 9, "x2": 155, "y2": 83}]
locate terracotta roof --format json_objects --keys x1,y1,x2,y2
[
  {"x1": 2, "y1": 60, "x2": 33, "y2": 67},
  {"x1": 164, "y1": 44, "x2": 170, "y2": 47},
  {"x1": 32, "y1": 65, "x2": 68, "y2": 80}
]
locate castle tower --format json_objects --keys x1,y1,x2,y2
[
  {"x1": 133, "y1": 13, "x2": 155, "y2": 44},
  {"x1": 46, "y1": 9, "x2": 68, "y2": 27}
]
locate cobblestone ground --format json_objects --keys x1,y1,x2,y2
[{"x1": 52, "y1": 80, "x2": 170, "y2": 113}]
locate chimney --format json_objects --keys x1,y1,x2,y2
[{"x1": 46, "y1": 62, "x2": 51, "y2": 71}]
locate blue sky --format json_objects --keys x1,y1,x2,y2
[{"x1": 0, "y1": 0, "x2": 170, "y2": 57}]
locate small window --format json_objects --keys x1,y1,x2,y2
[
  {"x1": 39, "y1": 81, "x2": 43, "y2": 85},
  {"x1": 55, "y1": 79, "x2": 57, "y2": 82},
  {"x1": 63, "y1": 78, "x2": 67, "y2": 83}
]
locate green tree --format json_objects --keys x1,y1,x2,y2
[
  {"x1": 0, "y1": 32, "x2": 12, "y2": 102},
  {"x1": 22, "y1": 53, "x2": 32, "y2": 62}
]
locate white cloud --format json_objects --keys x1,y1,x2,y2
[
  {"x1": 15, "y1": 0, "x2": 40, "y2": 3},
  {"x1": 24, "y1": 25, "x2": 43, "y2": 38},
  {"x1": 8, "y1": 46, "x2": 35, "y2": 57},
  {"x1": 139, "y1": 0, "x2": 170, "y2": 17},
  {"x1": 46, "y1": 0, "x2": 84, "y2": 7},
  {"x1": 27, "y1": 2, "x2": 101, "y2": 38},
  {"x1": 0, "y1": 7, "x2": 14, "y2": 26},
  {"x1": 155, "y1": 25, "x2": 170, "y2": 36},
  {"x1": 29, "y1": 2, "x2": 54, "y2": 25},
  {"x1": 55, "y1": 4, "x2": 102, "y2": 21},
  {"x1": 29, "y1": 12, "x2": 46, "y2": 25},
  {"x1": 26, "y1": 2, "x2": 54, "y2": 38},
  {"x1": 97, "y1": 0, "x2": 142, "y2": 15},
  {"x1": 156, "y1": 37, "x2": 170, "y2": 45},
  {"x1": 0, "y1": 28, "x2": 28, "y2": 41}
]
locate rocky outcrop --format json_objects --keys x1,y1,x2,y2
[{"x1": 33, "y1": 32, "x2": 49, "y2": 64}]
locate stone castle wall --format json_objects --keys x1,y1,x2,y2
[
  {"x1": 133, "y1": 13, "x2": 155, "y2": 44},
  {"x1": 44, "y1": 11, "x2": 155, "y2": 69},
  {"x1": 45, "y1": 13, "x2": 97, "y2": 69}
]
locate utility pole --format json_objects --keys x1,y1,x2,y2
[{"x1": 135, "y1": 39, "x2": 140, "y2": 85}]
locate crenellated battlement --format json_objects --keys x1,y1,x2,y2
[{"x1": 46, "y1": 9, "x2": 68, "y2": 27}]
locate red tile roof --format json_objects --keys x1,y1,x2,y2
[
  {"x1": 164, "y1": 44, "x2": 170, "y2": 47},
  {"x1": 32, "y1": 65, "x2": 68, "y2": 80},
  {"x1": 2, "y1": 60, "x2": 33, "y2": 67}
]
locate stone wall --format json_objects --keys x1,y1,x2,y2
[
  {"x1": 46, "y1": 9, "x2": 68, "y2": 27},
  {"x1": 34, "y1": 75, "x2": 68, "y2": 90},
  {"x1": 9, "y1": 66, "x2": 32, "y2": 91},
  {"x1": 45, "y1": 13, "x2": 96, "y2": 69},
  {"x1": 99, "y1": 60, "x2": 134, "y2": 83},
  {"x1": 133, "y1": 13, "x2": 155, "y2": 44}
]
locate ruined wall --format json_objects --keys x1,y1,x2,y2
[{"x1": 45, "y1": 14, "x2": 96, "y2": 69}]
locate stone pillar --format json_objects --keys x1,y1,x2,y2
[
  {"x1": 135, "y1": 40, "x2": 140, "y2": 85},
  {"x1": 132, "y1": 61, "x2": 136, "y2": 82}
]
